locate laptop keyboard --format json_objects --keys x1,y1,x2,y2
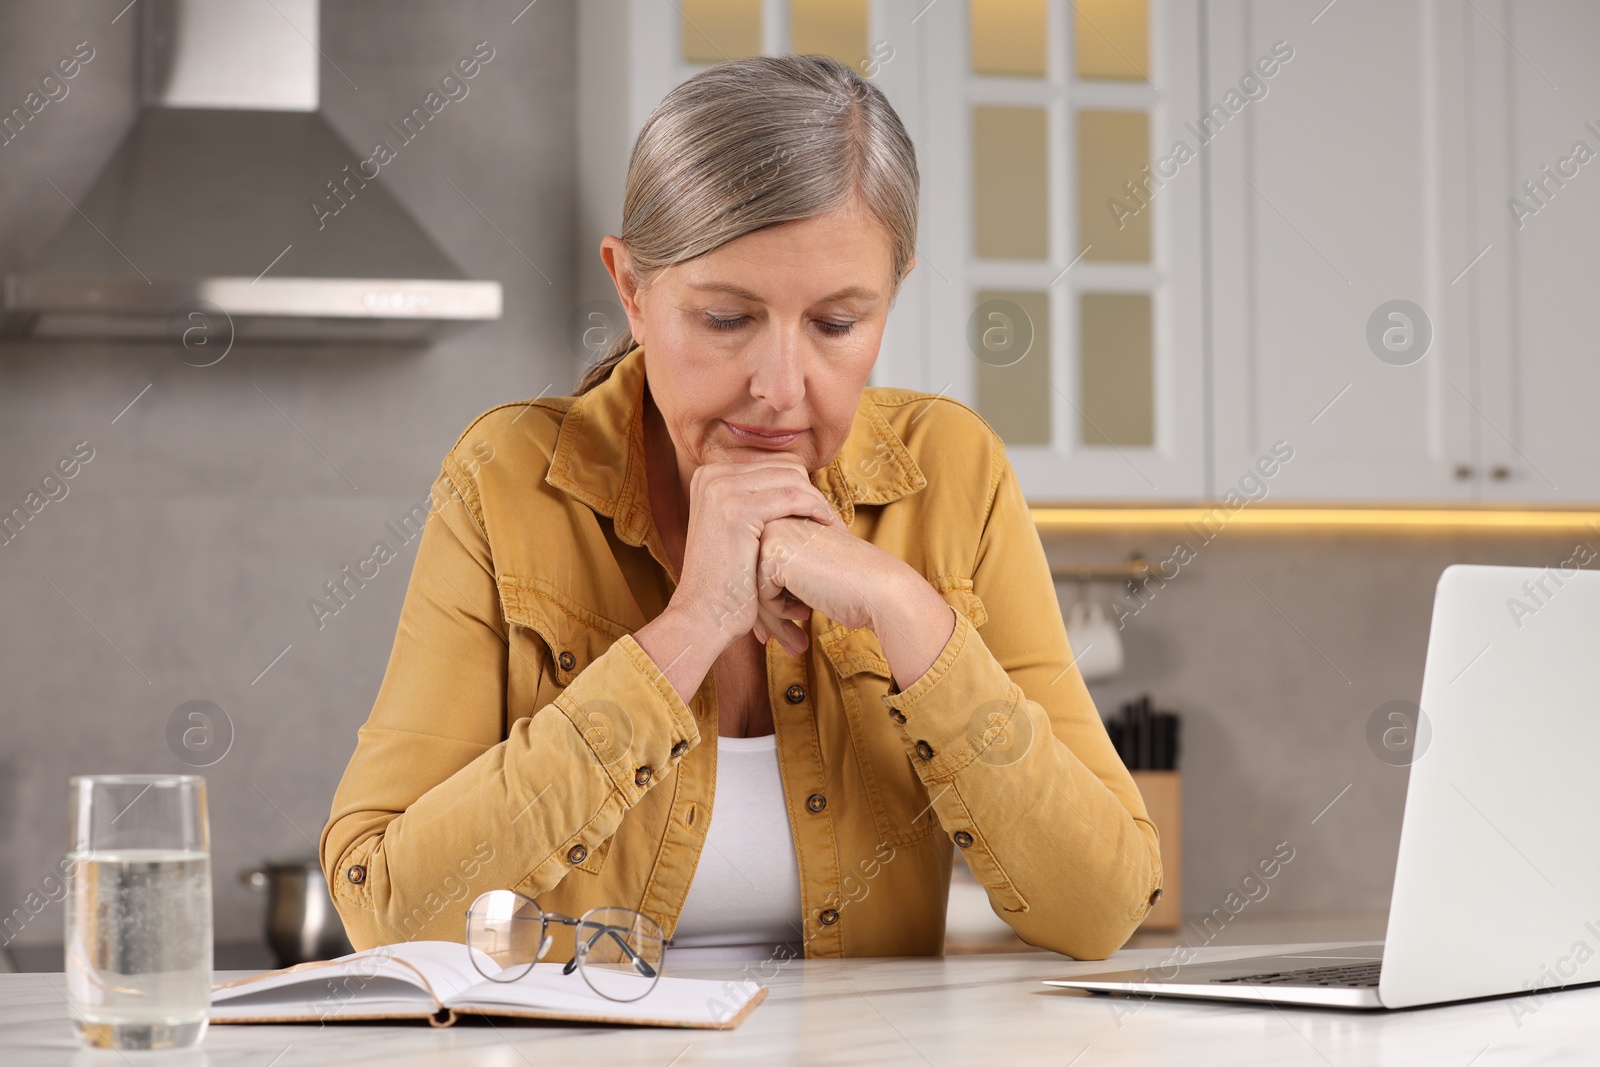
[{"x1": 1211, "y1": 961, "x2": 1383, "y2": 988}]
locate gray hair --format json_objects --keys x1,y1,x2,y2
[{"x1": 575, "y1": 53, "x2": 920, "y2": 394}]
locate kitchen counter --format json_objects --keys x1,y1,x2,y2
[{"x1": 4, "y1": 939, "x2": 1596, "y2": 1065}]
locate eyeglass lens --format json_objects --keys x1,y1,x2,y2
[
  {"x1": 575, "y1": 906, "x2": 666, "y2": 1002},
  {"x1": 465, "y1": 890, "x2": 544, "y2": 982}
]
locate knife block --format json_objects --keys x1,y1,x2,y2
[{"x1": 1129, "y1": 770, "x2": 1181, "y2": 930}]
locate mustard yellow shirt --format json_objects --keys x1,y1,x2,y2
[{"x1": 320, "y1": 343, "x2": 1163, "y2": 960}]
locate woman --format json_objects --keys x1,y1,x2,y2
[{"x1": 320, "y1": 54, "x2": 1161, "y2": 965}]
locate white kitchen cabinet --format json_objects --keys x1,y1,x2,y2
[
  {"x1": 1209, "y1": 0, "x2": 1600, "y2": 505},
  {"x1": 1207, "y1": 0, "x2": 1481, "y2": 502},
  {"x1": 1467, "y1": 0, "x2": 1600, "y2": 504},
  {"x1": 917, "y1": 0, "x2": 1209, "y2": 501}
]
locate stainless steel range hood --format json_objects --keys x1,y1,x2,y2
[{"x1": 1, "y1": 0, "x2": 502, "y2": 344}]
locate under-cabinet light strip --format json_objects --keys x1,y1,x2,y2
[{"x1": 1028, "y1": 507, "x2": 1600, "y2": 531}]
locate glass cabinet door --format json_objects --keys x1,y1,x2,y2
[
  {"x1": 595, "y1": 0, "x2": 1206, "y2": 501},
  {"x1": 923, "y1": 0, "x2": 1207, "y2": 500}
]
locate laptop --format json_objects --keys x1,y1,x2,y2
[{"x1": 1047, "y1": 563, "x2": 1600, "y2": 1010}]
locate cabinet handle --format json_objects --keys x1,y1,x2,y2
[
  {"x1": 1453, "y1": 464, "x2": 1475, "y2": 481},
  {"x1": 1490, "y1": 465, "x2": 1511, "y2": 481}
]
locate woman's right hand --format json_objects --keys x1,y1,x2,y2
[{"x1": 670, "y1": 456, "x2": 837, "y2": 657}]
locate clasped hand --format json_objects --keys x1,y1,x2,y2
[{"x1": 672, "y1": 456, "x2": 911, "y2": 657}]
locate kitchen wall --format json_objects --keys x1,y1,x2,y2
[
  {"x1": 0, "y1": 0, "x2": 577, "y2": 949},
  {"x1": 0, "y1": 0, "x2": 1584, "y2": 951},
  {"x1": 1049, "y1": 524, "x2": 1588, "y2": 925}
]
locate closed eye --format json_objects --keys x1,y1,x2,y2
[{"x1": 703, "y1": 313, "x2": 856, "y2": 337}]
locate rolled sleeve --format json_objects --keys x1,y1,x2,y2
[
  {"x1": 881, "y1": 608, "x2": 1031, "y2": 781},
  {"x1": 559, "y1": 632, "x2": 701, "y2": 804}
]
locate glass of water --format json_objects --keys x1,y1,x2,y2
[{"x1": 65, "y1": 774, "x2": 213, "y2": 1050}]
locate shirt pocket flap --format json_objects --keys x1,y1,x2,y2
[
  {"x1": 573, "y1": 834, "x2": 612, "y2": 876},
  {"x1": 497, "y1": 574, "x2": 630, "y2": 687},
  {"x1": 819, "y1": 624, "x2": 893, "y2": 680}
]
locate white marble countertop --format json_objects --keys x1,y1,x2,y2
[{"x1": 5, "y1": 940, "x2": 1596, "y2": 1065}]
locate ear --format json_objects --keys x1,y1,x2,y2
[{"x1": 600, "y1": 235, "x2": 648, "y2": 343}]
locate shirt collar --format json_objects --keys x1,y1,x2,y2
[{"x1": 545, "y1": 342, "x2": 926, "y2": 546}]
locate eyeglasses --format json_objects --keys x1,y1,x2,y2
[{"x1": 464, "y1": 889, "x2": 671, "y2": 1002}]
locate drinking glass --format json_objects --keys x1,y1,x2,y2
[{"x1": 65, "y1": 774, "x2": 213, "y2": 1050}]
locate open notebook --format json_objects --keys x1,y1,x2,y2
[{"x1": 210, "y1": 940, "x2": 766, "y2": 1029}]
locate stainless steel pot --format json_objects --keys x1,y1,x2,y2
[{"x1": 241, "y1": 859, "x2": 354, "y2": 967}]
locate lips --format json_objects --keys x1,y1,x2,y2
[
  {"x1": 724, "y1": 421, "x2": 805, "y2": 448},
  {"x1": 727, "y1": 422, "x2": 805, "y2": 437}
]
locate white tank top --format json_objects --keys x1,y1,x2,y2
[{"x1": 671, "y1": 733, "x2": 805, "y2": 961}]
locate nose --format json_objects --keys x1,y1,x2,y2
[{"x1": 748, "y1": 332, "x2": 806, "y2": 412}]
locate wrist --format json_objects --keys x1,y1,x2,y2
[
  {"x1": 663, "y1": 595, "x2": 742, "y2": 659},
  {"x1": 872, "y1": 567, "x2": 956, "y2": 693},
  {"x1": 634, "y1": 606, "x2": 723, "y2": 703},
  {"x1": 870, "y1": 563, "x2": 931, "y2": 634}
]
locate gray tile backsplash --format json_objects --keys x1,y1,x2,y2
[{"x1": 1050, "y1": 526, "x2": 1587, "y2": 925}]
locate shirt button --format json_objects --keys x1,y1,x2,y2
[
  {"x1": 819, "y1": 908, "x2": 839, "y2": 926},
  {"x1": 567, "y1": 844, "x2": 588, "y2": 865},
  {"x1": 345, "y1": 864, "x2": 366, "y2": 885},
  {"x1": 888, "y1": 708, "x2": 907, "y2": 724},
  {"x1": 671, "y1": 740, "x2": 690, "y2": 759},
  {"x1": 558, "y1": 650, "x2": 577, "y2": 671},
  {"x1": 1149, "y1": 887, "x2": 1163, "y2": 906},
  {"x1": 634, "y1": 766, "x2": 653, "y2": 787},
  {"x1": 806, "y1": 793, "x2": 827, "y2": 813},
  {"x1": 914, "y1": 740, "x2": 935, "y2": 761},
  {"x1": 953, "y1": 831, "x2": 973, "y2": 848},
  {"x1": 785, "y1": 684, "x2": 807, "y2": 704}
]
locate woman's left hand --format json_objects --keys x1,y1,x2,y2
[{"x1": 751, "y1": 513, "x2": 912, "y2": 641}]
